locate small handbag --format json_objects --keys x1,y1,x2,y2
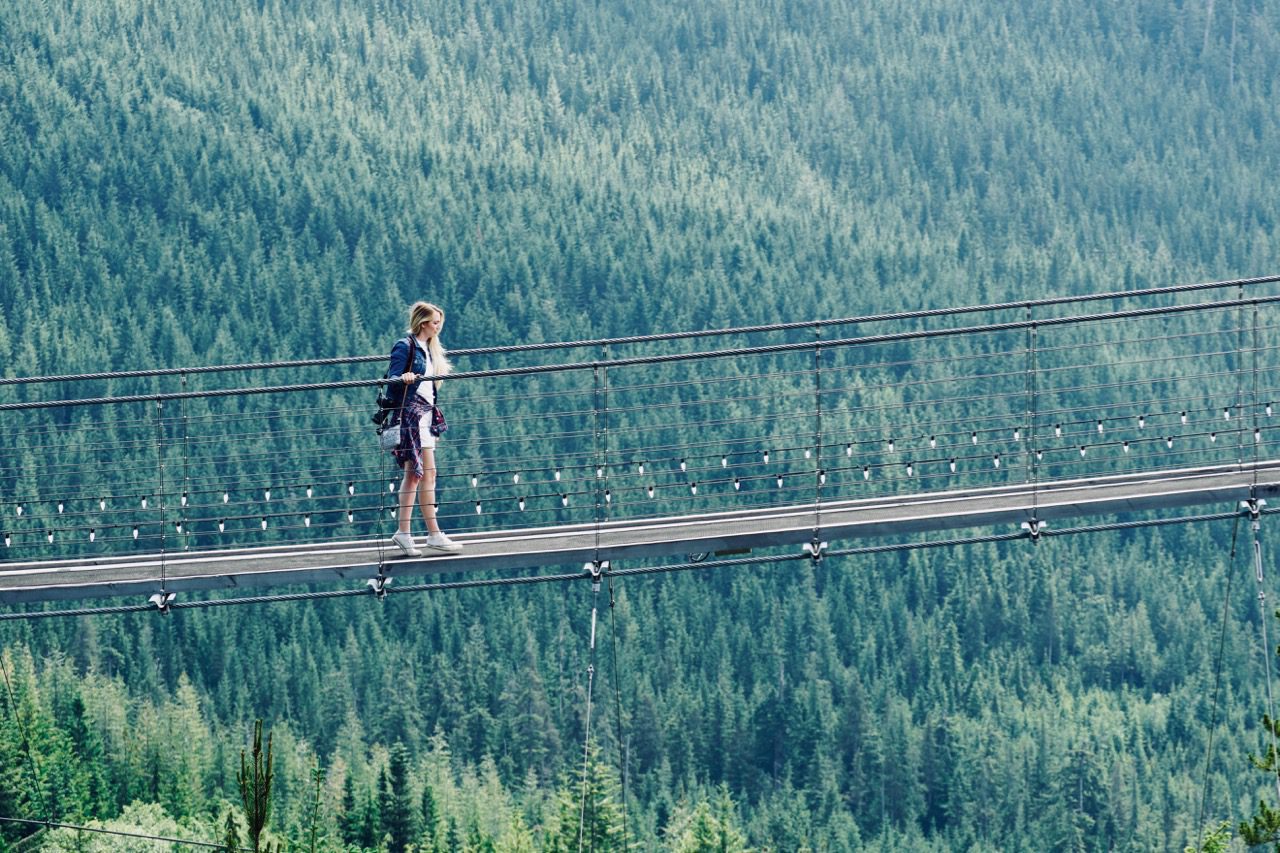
[{"x1": 378, "y1": 420, "x2": 401, "y2": 452}]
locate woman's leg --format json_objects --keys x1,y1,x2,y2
[
  {"x1": 418, "y1": 447, "x2": 441, "y2": 534},
  {"x1": 398, "y1": 468, "x2": 422, "y2": 534}
]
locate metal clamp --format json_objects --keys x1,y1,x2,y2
[
  {"x1": 366, "y1": 574, "x2": 392, "y2": 600},
  {"x1": 149, "y1": 592, "x2": 176, "y2": 614},
  {"x1": 1243, "y1": 498, "x2": 1267, "y2": 522},
  {"x1": 803, "y1": 540, "x2": 828, "y2": 562},
  {"x1": 584, "y1": 560, "x2": 609, "y2": 590},
  {"x1": 1021, "y1": 518, "x2": 1047, "y2": 543}
]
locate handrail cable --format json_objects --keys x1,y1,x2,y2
[
  {"x1": 8, "y1": 293, "x2": 1280, "y2": 413},
  {"x1": 3, "y1": 274, "x2": 1275, "y2": 387}
]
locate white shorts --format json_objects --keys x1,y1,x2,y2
[{"x1": 418, "y1": 418, "x2": 437, "y2": 450}]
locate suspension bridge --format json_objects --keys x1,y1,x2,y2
[{"x1": 4, "y1": 275, "x2": 1280, "y2": 613}]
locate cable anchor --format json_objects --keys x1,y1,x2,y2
[
  {"x1": 1021, "y1": 518, "x2": 1047, "y2": 543},
  {"x1": 148, "y1": 592, "x2": 176, "y2": 614},
  {"x1": 803, "y1": 540, "x2": 828, "y2": 562}
]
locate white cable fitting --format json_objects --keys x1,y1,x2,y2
[
  {"x1": 149, "y1": 592, "x2": 176, "y2": 613},
  {"x1": 803, "y1": 541, "x2": 828, "y2": 562},
  {"x1": 367, "y1": 575, "x2": 391, "y2": 599}
]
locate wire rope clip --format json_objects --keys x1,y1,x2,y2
[
  {"x1": 583, "y1": 560, "x2": 609, "y2": 590},
  {"x1": 1021, "y1": 518, "x2": 1047, "y2": 543},
  {"x1": 1242, "y1": 498, "x2": 1267, "y2": 523},
  {"x1": 803, "y1": 540, "x2": 828, "y2": 562},
  {"x1": 366, "y1": 574, "x2": 392, "y2": 600},
  {"x1": 149, "y1": 592, "x2": 176, "y2": 614}
]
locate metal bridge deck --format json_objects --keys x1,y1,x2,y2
[{"x1": 4, "y1": 459, "x2": 1277, "y2": 605}]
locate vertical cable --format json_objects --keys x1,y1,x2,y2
[
  {"x1": 0, "y1": 648, "x2": 50, "y2": 826},
  {"x1": 153, "y1": 398, "x2": 167, "y2": 593},
  {"x1": 1253, "y1": 299, "x2": 1261, "y2": 488},
  {"x1": 1195, "y1": 517, "x2": 1241, "y2": 850},
  {"x1": 592, "y1": 349, "x2": 609, "y2": 563},
  {"x1": 1250, "y1": 507, "x2": 1280, "y2": 804},
  {"x1": 1237, "y1": 285, "x2": 1247, "y2": 467},
  {"x1": 812, "y1": 325, "x2": 824, "y2": 540},
  {"x1": 577, "y1": 569, "x2": 603, "y2": 852},
  {"x1": 607, "y1": 574, "x2": 629, "y2": 850},
  {"x1": 1024, "y1": 308, "x2": 1039, "y2": 515},
  {"x1": 179, "y1": 372, "x2": 188, "y2": 548}
]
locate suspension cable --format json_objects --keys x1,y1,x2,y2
[
  {"x1": 577, "y1": 564, "x2": 604, "y2": 852},
  {"x1": 607, "y1": 573, "x2": 629, "y2": 850},
  {"x1": 0, "y1": 815, "x2": 225, "y2": 849},
  {"x1": 1196, "y1": 515, "x2": 1242, "y2": 850},
  {"x1": 1247, "y1": 502, "x2": 1280, "y2": 804},
  {"x1": 0, "y1": 649, "x2": 49, "y2": 825}
]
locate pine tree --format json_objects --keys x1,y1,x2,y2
[
  {"x1": 236, "y1": 720, "x2": 280, "y2": 853},
  {"x1": 382, "y1": 742, "x2": 417, "y2": 853}
]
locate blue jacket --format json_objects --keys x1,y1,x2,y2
[{"x1": 385, "y1": 337, "x2": 437, "y2": 408}]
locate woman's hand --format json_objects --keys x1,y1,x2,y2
[{"x1": 400, "y1": 372, "x2": 416, "y2": 384}]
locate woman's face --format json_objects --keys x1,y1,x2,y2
[{"x1": 419, "y1": 310, "x2": 444, "y2": 339}]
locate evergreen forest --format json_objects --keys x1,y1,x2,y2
[{"x1": 3, "y1": 0, "x2": 1280, "y2": 849}]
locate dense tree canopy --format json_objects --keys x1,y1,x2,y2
[{"x1": 3, "y1": 0, "x2": 1280, "y2": 849}]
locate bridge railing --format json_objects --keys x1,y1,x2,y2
[{"x1": 2, "y1": 275, "x2": 1280, "y2": 563}]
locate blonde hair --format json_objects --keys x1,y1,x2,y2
[{"x1": 406, "y1": 301, "x2": 452, "y2": 387}]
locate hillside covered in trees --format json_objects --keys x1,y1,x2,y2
[{"x1": 3, "y1": 0, "x2": 1280, "y2": 849}]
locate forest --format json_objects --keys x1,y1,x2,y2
[{"x1": 3, "y1": 0, "x2": 1280, "y2": 849}]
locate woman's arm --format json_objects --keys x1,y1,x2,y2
[{"x1": 388, "y1": 339, "x2": 414, "y2": 383}]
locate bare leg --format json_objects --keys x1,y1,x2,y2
[
  {"x1": 418, "y1": 447, "x2": 441, "y2": 534},
  {"x1": 398, "y1": 469, "x2": 422, "y2": 534}
]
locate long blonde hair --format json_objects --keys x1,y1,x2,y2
[{"x1": 406, "y1": 301, "x2": 452, "y2": 388}]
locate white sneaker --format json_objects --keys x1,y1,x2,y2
[
  {"x1": 424, "y1": 532, "x2": 463, "y2": 553},
  {"x1": 391, "y1": 531, "x2": 422, "y2": 557}
]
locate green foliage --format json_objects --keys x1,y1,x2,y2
[
  {"x1": 238, "y1": 720, "x2": 280, "y2": 853},
  {"x1": 3, "y1": 0, "x2": 1280, "y2": 849}
]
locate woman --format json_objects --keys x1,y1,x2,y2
[{"x1": 386, "y1": 301, "x2": 463, "y2": 556}]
